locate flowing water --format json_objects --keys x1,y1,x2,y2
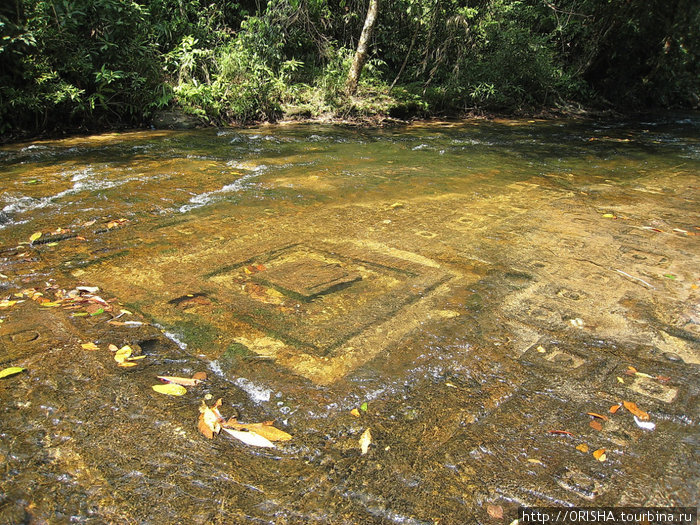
[{"x1": 0, "y1": 117, "x2": 698, "y2": 524}]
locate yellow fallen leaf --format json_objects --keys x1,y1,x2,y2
[
  {"x1": 114, "y1": 345, "x2": 133, "y2": 363},
  {"x1": 81, "y1": 342, "x2": 99, "y2": 351},
  {"x1": 0, "y1": 300, "x2": 18, "y2": 309},
  {"x1": 359, "y1": 428, "x2": 372, "y2": 455},
  {"x1": 0, "y1": 366, "x2": 25, "y2": 379},
  {"x1": 152, "y1": 383, "x2": 187, "y2": 396},
  {"x1": 29, "y1": 232, "x2": 42, "y2": 243},
  {"x1": 593, "y1": 448, "x2": 607, "y2": 462},
  {"x1": 350, "y1": 408, "x2": 361, "y2": 417},
  {"x1": 576, "y1": 443, "x2": 589, "y2": 453},
  {"x1": 118, "y1": 361, "x2": 138, "y2": 368}
]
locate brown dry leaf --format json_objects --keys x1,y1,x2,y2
[
  {"x1": 198, "y1": 399, "x2": 224, "y2": 439},
  {"x1": 589, "y1": 420, "x2": 603, "y2": 431},
  {"x1": 609, "y1": 404, "x2": 621, "y2": 414},
  {"x1": 487, "y1": 504, "x2": 504, "y2": 519},
  {"x1": 224, "y1": 419, "x2": 292, "y2": 442},
  {"x1": 587, "y1": 412, "x2": 609, "y2": 421},
  {"x1": 576, "y1": 443, "x2": 590, "y2": 453},
  {"x1": 593, "y1": 448, "x2": 607, "y2": 462},
  {"x1": 157, "y1": 375, "x2": 202, "y2": 387},
  {"x1": 623, "y1": 400, "x2": 649, "y2": 421},
  {"x1": 547, "y1": 430, "x2": 573, "y2": 436},
  {"x1": 192, "y1": 371, "x2": 207, "y2": 381},
  {"x1": 81, "y1": 342, "x2": 99, "y2": 351}
]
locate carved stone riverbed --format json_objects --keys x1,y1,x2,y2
[{"x1": 0, "y1": 118, "x2": 698, "y2": 523}]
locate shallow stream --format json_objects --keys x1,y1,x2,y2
[{"x1": 1, "y1": 117, "x2": 698, "y2": 523}]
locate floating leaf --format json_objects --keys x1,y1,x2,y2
[
  {"x1": 0, "y1": 366, "x2": 25, "y2": 379},
  {"x1": 622, "y1": 401, "x2": 649, "y2": 421},
  {"x1": 152, "y1": 383, "x2": 187, "y2": 396},
  {"x1": 587, "y1": 412, "x2": 609, "y2": 421},
  {"x1": 576, "y1": 443, "x2": 589, "y2": 453},
  {"x1": 198, "y1": 399, "x2": 224, "y2": 439},
  {"x1": 29, "y1": 232, "x2": 42, "y2": 243},
  {"x1": 359, "y1": 428, "x2": 372, "y2": 455},
  {"x1": 157, "y1": 375, "x2": 202, "y2": 387},
  {"x1": 222, "y1": 427, "x2": 275, "y2": 448},
  {"x1": 593, "y1": 448, "x2": 607, "y2": 462},
  {"x1": 81, "y1": 342, "x2": 99, "y2": 351}
]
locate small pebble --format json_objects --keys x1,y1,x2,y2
[{"x1": 662, "y1": 352, "x2": 683, "y2": 363}]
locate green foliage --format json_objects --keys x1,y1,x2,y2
[{"x1": 1, "y1": 0, "x2": 697, "y2": 138}]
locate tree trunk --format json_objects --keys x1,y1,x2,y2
[{"x1": 346, "y1": 0, "x2": 379, "y2": 95}]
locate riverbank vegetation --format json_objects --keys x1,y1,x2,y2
[{"x1": 1, "y1": 0, "x2": 698, "y2": 138}]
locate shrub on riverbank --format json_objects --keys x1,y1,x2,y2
[{"x1": 1, "y1": 0, "x2": 697, "y2": 138}]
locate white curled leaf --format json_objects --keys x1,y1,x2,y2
[
  {"x1": 222, "y1": 427, "x2": 275, "y2": 448},
  {"x1": 634, "y1": 416, "x2": 655, "y2": 431}
]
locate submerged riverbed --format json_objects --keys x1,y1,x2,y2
[{"x1": 1, "y1": 117, "x2": 698, "y2": 523}]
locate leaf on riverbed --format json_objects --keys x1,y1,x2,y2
[
  {"x1": 547, "y1": 430, "x2": 573, "y2": 436},
  {"x1": 0, "y1": 366, "x2": 25, "y2": 379},
  {"x1": 359, "y1": 428, "x2": 372, "y2": 455},
  {"x1": 222, "y1": 427, "x2": 276, "y2": 448},
  {"x1": 609, "y1": 403, "x2": 621, "y2": 414},
  {"x1": 593, "y1": 448, "x2": 607, "y2": 462},
  {"x1": 114, "y1": 345, "x2": 133, "y2": 363},
  {"x1": 487, "y1": 504, "x2": 504, "y2": 519},
  {"x1": 29, "y1": 232, "x2": 42, "y2": 243},
  {"x1": 224, "y1": 419, "x2": 292, "y2": 442},
  {"x1": 576, "y1": 443, "x2": 589, "y2": 453},
  {"x1": 350, "y1": 408, "x2": 360, "y2": 417},
  {"x1": 157, "y1": 375, "x2": 202, "y2": 387},
  {"x1": 192, "y1": 371, "x2": 207, "y2": 381},
  {"x1": 589, "y1": 420, "x2": 603, "y2": 431},
  {"x1": 81, "y1": 342, "x2": 99, "y2": 351},
  {"x1": 622, "y1": 401, "x2": 649, "y2": 421},
  {"x1": 152, "y1": 383, "x2": 187, "y2": 396},
  {"x1": 587, "y1": 412, "x2": 609, "y2": 421},
  {"x1": 0, "y1": 299, "x2": 18, "y2": 309},
  {"x1": 633, "y1": 416, "x2": 655, "y2": 431},
  {"x1": 198, "y1": 399, "x2": 224, "y2": 439}
]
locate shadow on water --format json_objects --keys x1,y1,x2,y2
[{"x1": 0, "y1": 116, "x2": 699, "y2": 523}]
